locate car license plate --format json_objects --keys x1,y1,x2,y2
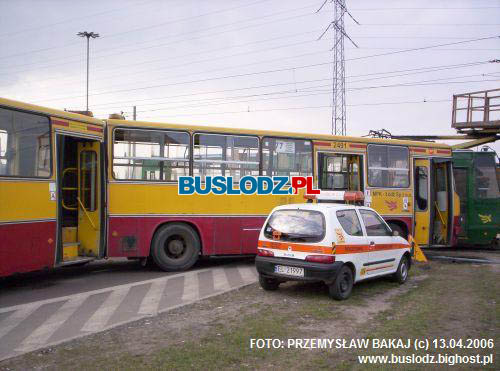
[{"x1": 274, "y1": 265, "x2": 304, "y2": 277}]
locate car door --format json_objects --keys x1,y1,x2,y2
[
  {"x1": 358, "y1": 209, "x2": 398, "y2": 277},
  {"x1": 334, "y1": 209, "x2": 368, "y2": 282}
]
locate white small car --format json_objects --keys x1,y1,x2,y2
[{"x1": 255, "y1": 203, "x2": 411, "y2": 300}]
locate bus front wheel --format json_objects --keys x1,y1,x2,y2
[{"x1": 151, "y1": 223, "x2": 200, "y2": 271}]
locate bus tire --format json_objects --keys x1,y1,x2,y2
[
  {"x1": 393, "y1": 255, "x2": 409, "y2": 284},
  {"x1": 388, "y1": 222, "x2": 407, "y2": 240},
  {"x1": 259, "y1": 274, "x2": 280, "y2": 291},
  {"x1": 151, "y1": 223, "x2": 200, "y2": 271},
  {"x1": 328, "y1": 265, "x2": 353, "y2": 300}
]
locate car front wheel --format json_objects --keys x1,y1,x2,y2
[{"x1": 393, "y1": 255, "x2": 409, "y2": 284}]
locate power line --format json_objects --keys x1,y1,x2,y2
[
  {"x1": 31, "y1": 35, "x2": 499, "y2": 104},
  {"x1": 33, "y1": 60, "x2": 335, "y2": 103},
  {"x1": 345, "y1": 35, "x2": 500, "y2": 62},
  {"x1": 350, "y1": 7, "x2": 500, "y2": 10},
  {"x1": 134, "y1": 99, "x2": 452, "y2": 120},
  {"x1": 0, "y1": 4, "x2": 320, "y2": 75},
  {"x1": 116, "y1": 74, "x2": 498, "y2": 114},
  {"x1": 91, "y1": 74, "x2": 498, "y2": 117},
  {"x1": 1, "y1": 35, "x2": 330, "y2": 90},
  {"x1": 0, "y1": 0, "x2": 276, "y2": 60},
  {"x1": 0, "y1": 0, "x2": 158, "y2": 38},
  {"x1": 87, "y1": 59, "x2": 491, "y2": 110},
  {"x1": 351, "y1": 23, "x2": 500, "y2": 26}
]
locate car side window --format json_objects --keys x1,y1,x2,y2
[
  {"x1": 336, "y1": 209, "x2": 364, "y2": 236},
  {"x1": 359, "y1": 209, "x2": 392, "y2": 237}
]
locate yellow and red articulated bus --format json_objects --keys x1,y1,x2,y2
[{"x1": 0, "y1": 97, "x2": 460, "y2": 277}]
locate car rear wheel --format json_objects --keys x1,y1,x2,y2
[
  {"x1": 328, "y1": 265, "x2": 353, "y2": 300},
  {"x1": 393, "y1": 255, "x2": 409, "y2": 284},
  {"x1": 151, "y1": 223, "x2": 200, "y2": 271},
  {"x1": 259, "y1": 274, "x2": 280, "y2": 291}
]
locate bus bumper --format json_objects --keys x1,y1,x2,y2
[{"x1": 255, "y1": 256, "x2": 344, "y2": 285}]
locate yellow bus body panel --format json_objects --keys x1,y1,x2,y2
[
  {"x1": 108, "y1": 183, "x2": 304, "y2": 216},
  {"x1": 0, "y1": 181, "x2": 56, "y2": 222}
]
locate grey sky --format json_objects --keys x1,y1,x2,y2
[{"x1": 1, "y1": 0, "x2": 499, "y2": 151}]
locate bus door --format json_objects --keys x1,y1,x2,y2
[
  {"x1": 429, "y1": 159, "x2": 454, "y2": 246},
  {"x1": 77, "y1": 141, "x2": 101, "y2": 258},
  {"x1": 452, "y1": 166, "x2": 468, "y2": 240},
  {"x1": 414, "y1": 159, "x2": 430, "y2": 246},
  {"x1": 56, "y1": 135, "x2": 104, "y2": 264}
]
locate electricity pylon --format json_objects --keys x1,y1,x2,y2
[{"x1": 318, "y1": 0, "x2": 359, "y2": 135}]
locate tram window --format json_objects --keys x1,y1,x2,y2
[
  {"x1": 262, "y1": 137, "x2": 312, "y2": 177},
  {"x1": 474, "y1": 155, "x2": 500, "y2": 199},
  {"x1": 193, "y1": 133, "x2": 259, "y2": 182},
  {"x1": 415, "y1": 166, "x2": 428, "y2": 211},
  {"x1": 113, "y1": 128, "x2": 189, "y2": 181},
  {"x1": 0, "y1": 107, "x2": 51, "y2": 178},
  {"x1": 367, "y1": 144, "x2": 409, "y2": 188}
]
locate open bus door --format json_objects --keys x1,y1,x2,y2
[
  {"x1": 77, "y1": 141, "x2": 102, "y2": 257},
  {"x1": 414, "y1": 158, "x2": 454, "y2": 246},
  {"x1": 414, "y1": 159, "x2": 430, "y2": 245},
  {"x1": 56, "y1": 135, "x2": 105, "y2": 265}
]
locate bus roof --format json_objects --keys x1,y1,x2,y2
[
  {"x1": 0, "y1": 96, "x2": 452, "y2": 149},
  {"x1": 0, "y1": 97, "x2": 104, "y2": 126},
  {"x1": 107, "y1": 118, "x2": 452, "y2": 149}
]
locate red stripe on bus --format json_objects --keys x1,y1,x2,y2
[
  {"x1": 411, "y1": 148, "x2": 426, "y2": 153},
  {"x1": 436, "y1": 149, "x2": 450, "y2": 154},
  {"x1": 349, "y1": 143, "x2": 366, "y2": 149},
  {"x1": 314, "y1": 141, "x2": 332, "y2": 147},
  {"x1": 87, "y1": 126, "x2": 103, "y2": 133},
  {"x1": 52, "y1": 119, "x2": 69, "y2": 127}
]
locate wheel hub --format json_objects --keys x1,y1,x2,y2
[
  {"x1": 401, "y1": 263, "x2": 408, "y2": 279},
  {"x1": 168, "y1": 239, "x2": 184, "y2": 256}
]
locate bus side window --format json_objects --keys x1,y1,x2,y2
[
  {"x1": 262, "y1": 137, "x2": 312, "y2": 178},
  {"x1": 0, "y1": 107, "x2": 51, "y2": 178},
  {"x1": 367, "y1": 144, "x2": 409, "y2": 188},
  {"x1": 193, "y1": 133, "x2": 259, "y2": 182},
  {"x1": 415, "y1": 166, "x2": 428, "y2": 211}
]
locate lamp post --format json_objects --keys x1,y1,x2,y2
[{"x1": 77, "y1": 31, "x2": 99, "y2": 112}]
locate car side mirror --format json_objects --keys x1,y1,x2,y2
[{"x1": 392, "y1": 230, "x2": 399, "y2": 237}]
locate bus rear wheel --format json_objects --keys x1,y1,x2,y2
[{"x1": 151, "y1": 223, "x2": 200, "y2": 271}]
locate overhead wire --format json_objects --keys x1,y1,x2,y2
[{"x1": 31, "y1": 35, "x2": 500, "y2": 104}]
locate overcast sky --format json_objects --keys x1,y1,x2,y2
[{"x1": 1, "y1": 0, "x2": 499, "y2": 152}]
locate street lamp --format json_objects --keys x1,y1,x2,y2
[{"x1": 77, "y1": 31, "x2": 99, "y2": 112}]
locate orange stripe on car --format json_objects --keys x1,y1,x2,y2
[
  {"x1": 258, "y1": 240, "x2": 408, "y2": 255},
  {"x1": 366, "y1": 264, "x2": 394, "y2": 272}
]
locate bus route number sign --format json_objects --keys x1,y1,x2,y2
[{"x1": 276, "y1": 141, "x2": 295, "y2": 154}]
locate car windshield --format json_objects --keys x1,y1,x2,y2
[{"x1": 264, "y1": 209, "x2": 325, "y2": 242}]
